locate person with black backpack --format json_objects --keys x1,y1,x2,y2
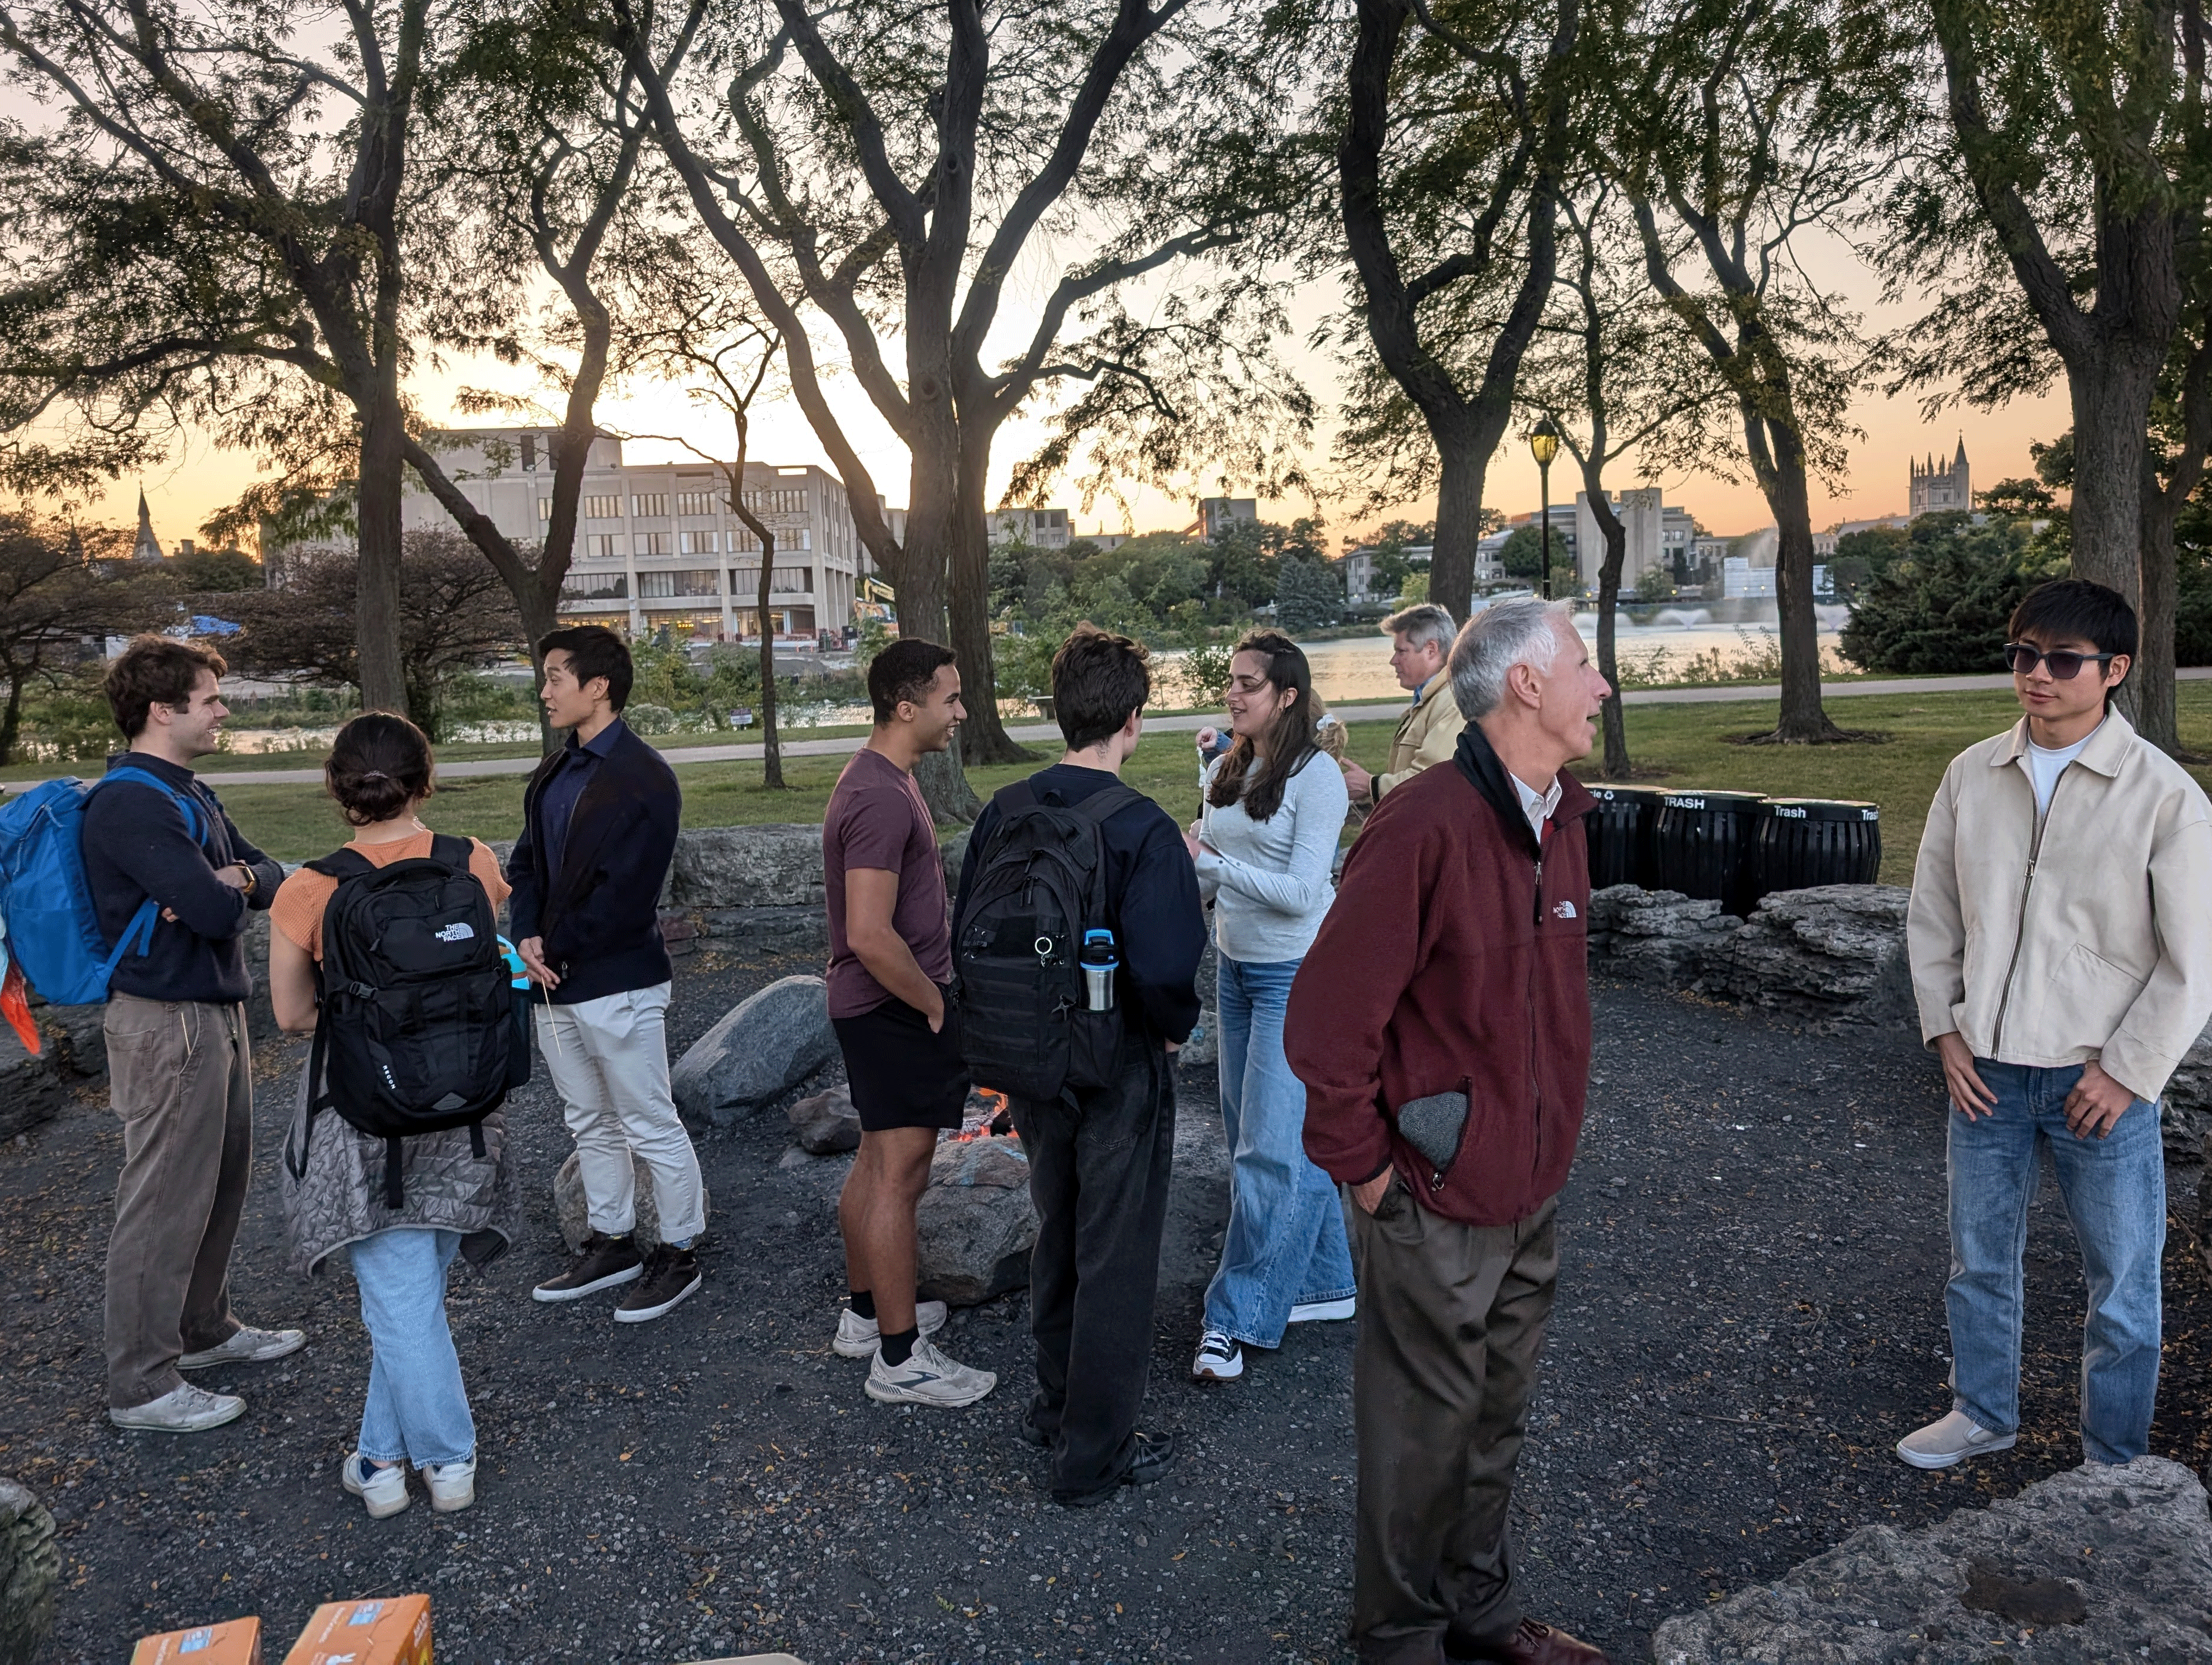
[
  {"x1": 269, "y1": 714, "x2": 523, "y2": 1521},
  {"x1": 953, "y1": 625, "x2": 1205, "y2": 1506}
]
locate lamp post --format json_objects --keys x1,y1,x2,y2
[{"x1": 1529, "y1": 416, "x2": 1562, "y2": 600}]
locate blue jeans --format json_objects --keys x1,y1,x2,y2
[
  {"x1": 351, "y1": 1228, "x2": 476, "y2": 1468},
  {"x1": 1946, "y1": 1060, "x2": 2165, "y2": 1465},
  {"x1": 1204, "y1": 954, "x2": 1357, "y2": 1349}
]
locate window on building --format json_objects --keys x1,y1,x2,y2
[
  {"x1": 730, "y1": 564, "x2": 811, "y2": 594},
  {"x1": 537, "y1": 498, "x2": 552, "y2": 522},
  {"x1": 562, "y1": 572, "x2": 628, "y2": 601},
  {"x1": 584, "y1": 534, "x2": 619, "y2": 559},
  {"x1": 676, "y1": 489, "x2": 722, "y2": 517},
  {"x1": 631, "y1": 492, "x2": 668, "y2": 518},
  {"x1": 678, "y1": 529, "x2": 718, "y2": 555},
  {"x1": 742, "y1": 487, "x2": 808, "y2": 515},
  {"x1": 729, "y1": 526, "x2": 761, "y2": 553},
  {"x1": 582, "y1": 493, "x2": 622, "y2": 519},
  {"x1": 521, "y1": 435, "x2": 539, "y2": 471},
  {"x1": 637, "y1": 568, "x2": 719, "y2": 599},
  {"x1": 634, "y1": 531, "x2": 672, "y2": 557}
]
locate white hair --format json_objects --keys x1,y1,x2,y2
[
  {"x1": 1448, "y1": 597, "x2": 1572, "y2": 720},
  {"x1": 1380, "y1": 602, "x2": 1455, "y2": 655}
]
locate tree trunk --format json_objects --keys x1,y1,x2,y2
[
  {"x1": 757, "y1": 533, "x2": 784, "y2": 790},
  {"x1": 517, "y1": 584, "x2": 560, "y2": 753},
  {"x1": 355, "y1": 388, "x2": 408, "y2": 714},
  {"x1": 947, "y1": 432, "x2": 1030, "y2": 767},
  {"x1": 0, "y1": 670, "x2": 22, "y2": 767},
  {"x1": 2139, "y1": 445, "x2": 2182, "y2": 755},
  {"x1": 893, "y1": 438, "x2": 981, "y2": 823},
  {"x1": 2069, "y1": 354, "x2": 2162, "y2": 728},
  {"x1": 1763, "y1": 424, "x2": 1843, "y2": 744},
  {"x1": 1588, "y1": 499, "x2": 1631, "y2": 778},
  {"x1": 1431, "y1": 432, "x2": 1487, "y2": 625}
]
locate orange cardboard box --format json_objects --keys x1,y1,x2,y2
[
  {"x1": 130, "y1": 1617, "x2": 263, "y2": 1664},
  {"x1": 279, "y1": 1595, "x2": 432, "y2": 1665}
]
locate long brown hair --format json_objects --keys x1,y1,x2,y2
[{"x1": 1206, "y1": 631, "x2": 1320, "y2": 822}]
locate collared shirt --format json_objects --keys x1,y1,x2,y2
[
  {"x1": 1511, "y1": 771, "x2": 1563, "y2": 843},
  {"x1": 542, "y1": 717, "x2": 628, "y2": 881}
]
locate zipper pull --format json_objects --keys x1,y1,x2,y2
[{"x1": 1533, "y1": 857, "x2": 1544, "y2": 926}]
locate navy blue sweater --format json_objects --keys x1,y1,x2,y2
[
  {"x1": 954, "y1": 764, "x2": 1206, "y2": 1045},
  {"x1": 79, "y1": 753, "x2": 285, "y2": 1004},
  {"x1": 507, "y1": 721, "x2": 679, "y2": 1005}
]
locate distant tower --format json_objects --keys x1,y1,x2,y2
[
  {"x1": 1909, "y1": 436, "x2": 1971, "y2": 518},
  {"x1": 131, "y1": 489, "x2": 165, "y2": 561}
]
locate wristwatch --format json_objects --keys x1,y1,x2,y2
[{"x1": 234, "y1": 863, "x2": 257, "y2": 898}]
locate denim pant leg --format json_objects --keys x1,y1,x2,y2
[
  {"x1": 2043, "y1": 1083, "x2": 2165, "y2": 1464},
  {"x1": 1205, "y1": 956, "x2": 1342, "y2": 1348},
  {"x1": 1945, "y1": 1063, "x2": 2041, "y2": 1439},
  {"x1": 353, "y1": 1228, "x2": 475, "y2": 1468}
]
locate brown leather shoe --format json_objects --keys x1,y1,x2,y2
[{"x1": 1451, "y1": 1617, "x2": 1611, "y2": 1665}]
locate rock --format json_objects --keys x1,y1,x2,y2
[
  {"x1": 1177, "y1": 937, "x2": 1220, "y2": 1072},
  {"x1": 0, "y1": 1000, "x2": 111, "y2": 1140},
  {"x1": 1651, "y1": 1455, "x2": 2212, "y2": 1664},
  {"x1": 0, "y1": 1476, "x2": 59, "y2": 1665},
  {"x1": 552, "y1": 1151, "x2": 707, "y2": 1253},
  {"x1": 2201, "y1": 1132, "x2": 2212, "y2": 1276},
  {"x1": 697, "y1": 906, "x2": 829, "y2": 956},
  {"x1": 786, "y1": 1084, "x2": 861, "y2": 1154},
  {"x1": 915, "y1": 1134, "x2": 1039, "y2": 1305},
  {"x1": 1587, "y1": 885, "x2": 1740, "y2": 987},
  {"x1": 1716, "y1": 883, "x2": 1913, "y2": 1022},
  {"x1": 940, "y1": 828, "x2": 971, "y2": 899},
  {"x1": 669, "y1": 825, "x2": 823, "y2": 911},
  {"x1": 2159, "y1": 1022, "x2": 2212, "y2": 1161},
  {"x1": 670, "y1": 975, "x2": 838, "y2": 1127}
]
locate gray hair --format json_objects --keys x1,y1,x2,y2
[
  {"x1": 1449, "y1": 597, "x2": 1572, "y2": 720},
  {"x1": 1380, "y1": 602, "x2": 1455, "y2": 654}
]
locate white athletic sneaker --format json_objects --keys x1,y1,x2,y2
[
  {"x1": 109, "y1": 1383, "x2": 246, "y2": 1433},
  {"x1": 1287, "y1": 1296, "x2": 1357, "y2": 1324},
  {"x1": 1896, "y1": 1409, "x2": 2017, "y2": 1470},
  {"x1": 1192, "y1": 1330, "x2": 1244, "y2": 1381},
  {"x1": 340, "y1": 1453, "x2": 410, "y2": 1519},
  {"x1": 833, "y1": 1300, "x2": 949, "y2": 1359},
  {"x1": 180, "y1": 1326, "x2": 307, "y2": 1370},
  {"x1": 424, "y1": 1456, "x2": 476, "y2": 1513},
  {"x1": 864, "y1": 1337, "x2": 997, "y2": 1408}
]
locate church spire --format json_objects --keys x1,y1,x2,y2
[
  {"x1": 131, "y1": 488, "x2": 164, "y2": 562},
  {"x1": 1955, "y1": 432, "x2": 1969, "y2": 468}
]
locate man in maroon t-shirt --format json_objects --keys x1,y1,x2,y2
[{"x1": 822, "y1": 638, "x2": 997, "y2": 1409}]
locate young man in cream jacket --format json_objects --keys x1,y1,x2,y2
[{"x1": 1904, "y1": 578, "x2": 2212, "y2": 1470}]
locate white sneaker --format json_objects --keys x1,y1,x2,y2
[
  {"x1": 424, "y1": 1456, "x2": 476, "y2": 1513},
  {"x1": 864, "y1": 1337, "x2": 997, "y2": 1408},
  {"x1": 180, "y1": 1326, "x2": 307, "y2": 1370},
  {"x1": 1288, "y1": 1296, "x2": 1356, "y2": 1324},
  {"x1": 109, "y1": 1383, "x2": 246, "y2": 1433},
  {"x1": 1896, "y1": 1409, "x2": 2017, "y2": 1470},
  {"x1": 340, "y1": 1453, "x2": 410, "y2": 1519},
  {"x1": 833, "y1": 1301, "x2": 949, "y2": 1359},
  {"x1": 1192, "y1": 1331, "x2": 1243, "y2": 1381}
]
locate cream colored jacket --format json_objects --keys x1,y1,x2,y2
[
  {"x1": 1908, "y1": 711, "x2": 2212, "y2": 1103},
  {"x1": 1371, "y1": 676, "x2": 1467, "y2": 804}
]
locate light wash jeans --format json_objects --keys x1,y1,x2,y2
[
  {"x1": 352, "y1": 1227, "x2": 476, "y2": 1468},
  {"x1": 1204, "y1": 953, "x2": 1357, "y2": 1349},
  {"x1": 536, "y1": 981, "x2": 706, "y2": 1244},
  {"x1": 1947, "y1": 1059, "x2": 2165, "y2": 1465}
]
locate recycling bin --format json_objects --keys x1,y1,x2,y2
[{"x1": 1580, "y1": 783, "x2": 1664, "y2": 890}]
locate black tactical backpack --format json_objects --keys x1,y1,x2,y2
[
  {"x1": 954, "y1": 780, "x2": 1141, "y2": 1102},
  {"x1": 291, "y1": 835, "x2": 527, "y2": 1206}
]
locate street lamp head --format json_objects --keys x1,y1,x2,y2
[{"x1": 1528, "y1": 417, "x2": 1562, "y2": 468}]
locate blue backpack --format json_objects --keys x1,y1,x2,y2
[{"x1": 0, "y1": 769, "x2": 204, "y2": 1006}]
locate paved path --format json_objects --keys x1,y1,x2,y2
[{"x1": 14, "y1": 668, "x2": 2209, "y2": 792}]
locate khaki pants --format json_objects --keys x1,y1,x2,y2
[
  {"x1": 536, "y1": 983, "x2": 706, "y2": 1244},
  {"x1": 103, "y1": 996, "x2": 251, "y2": 1409},
  {"x1": 1349, "y1": 1185, "x2": 1558, "y2": 1664}
]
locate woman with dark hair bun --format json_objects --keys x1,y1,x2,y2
[
  {"x1": 1183, "y1": 632, "x2": 1353, "y2": 1384},
  {"x1": 267, "y1": 712, "x2": 520, "y2": 1521}
]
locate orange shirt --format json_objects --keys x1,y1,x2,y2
[{"x1": 270, "y1": 829, "x2": 511, "y2": 961}]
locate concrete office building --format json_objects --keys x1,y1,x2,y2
[{"x1": 1571, "y1": 489, "x2": 1700, "y2": 591}]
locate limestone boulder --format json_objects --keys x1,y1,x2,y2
[
  {"x1": 2159, "y1": 1022, "x2": 2212, "y2": 1160},
  {"x1": 670, "y1": 975, "x2": 838, "y2": 1127},
  {"x1": 669, "y1": 825, "x2": 823, "y2": 911},
  {"x1": 940, "y1": 828, "x2": 971, "y2": 899},
  {"x1": 1177, "y1": 935, "x2": 1220, "y2": 1071},
  {"x1": 1716, "y1": 884, "x2": 1913, "y2": 1022},
  {"x1": 1652, "y1": 1455, "x2": 2212, "y2": 1664},
  {"x1": 1587, "y1": 885, "x2": 1740, "y2": 987},
  {"x1": 786, "y1": 1084, "x2": 861, "y2": 1155},
  {"x1": 915, "y1": 1134, "x2": 1038, "y2": 1305},
  {"x1": 0, "y1": 999, "x2": 110, "y2": 1140},
  {"x1": 551, "y1": 1151, "x2": 707, "y2": 1253},
  {"x1": 0, "y1": 1477, "x2": 58, "y2": 1665}
]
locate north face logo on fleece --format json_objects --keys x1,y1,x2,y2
[{"x1": 1553, "y1": 901, "x2": 1577, "y2": 920}]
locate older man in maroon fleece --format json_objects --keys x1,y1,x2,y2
[{"x1": 1288, "y1": 596, "x2": 1613, "y2": 1665}]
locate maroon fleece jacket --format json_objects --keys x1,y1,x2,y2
[{"x1": 1286, "y1": 727, "x2": 1594, "y2": 1227}]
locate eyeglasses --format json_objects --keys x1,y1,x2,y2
[{"x1": 2002, "y1": 643, "x2": 2117, "y2": 680}]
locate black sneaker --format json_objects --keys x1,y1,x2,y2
[
  {"x1": 1018, "y1": 1410, "x2": 1053, "y2": 1450},
  {"x1": 533, "y1": 1232, "x2": 643, "y2": 1303},
  {"x1": 614, "y1": 1244, "x2": 701, "y2": 1324},
  {"x1": 1055, "y1": 1430, "x2": 1176, "y2": 1507}
]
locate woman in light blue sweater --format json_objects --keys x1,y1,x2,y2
[{"x1": 1184, "y1": 632, "x2": 1353, "y2": 1381}]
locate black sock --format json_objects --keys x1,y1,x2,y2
[
  {"x1": 880, "y1": 1326, "x2": 918, "y2": 1367},
  {"x1": 849, "y1": 1289, "x2": 876, "y2": 1321}
]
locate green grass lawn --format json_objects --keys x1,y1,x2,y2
[{"x1": 168, "y1": 684, "x2": 2212, "y2": 883}]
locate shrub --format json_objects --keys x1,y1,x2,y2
[{"x1": 1838, "y1": 520, "x2": 2050, "y2": 674}]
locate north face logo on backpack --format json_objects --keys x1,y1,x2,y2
[{"x1": 434, "y1": 921, "x2": 476, "y2": 942}]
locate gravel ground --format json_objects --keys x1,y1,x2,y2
[{"x1": 2, "y1": 953, "x2": 2207, "y2": 1665}]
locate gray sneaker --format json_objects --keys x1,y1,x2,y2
[
  {"x1": 1896, "y1": 1408, "x2": 2017, "y2": 1469},
  {"x1": 110, "y1": 1383, "x2": 246, "y2": 1433},
  {"x1": 833, "y1": 1300, "x2": 949, "y2": 1359},
  {"x1": 865, "y1": 1337, "x2": 997, "y2": 1408},
  {"x1": 180, "y1": 1326, "x2": 306, "y2": 1370}
]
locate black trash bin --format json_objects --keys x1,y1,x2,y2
[
  {"x1": 1751, "y1": 798, "x2": 1882, "y2": 900},
  {"x1": 1581, "y1": 783, "x2": 1664, "y2": 890},
  {"x1": 1653, "y1": 789, "x2": 1767, "y2": 915}
]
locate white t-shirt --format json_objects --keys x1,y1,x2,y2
[{"x1": 2026, "y1": 724, "x2": 2098, "y2": 815}]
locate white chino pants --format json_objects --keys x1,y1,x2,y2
[{"x1": 534, "y1": 983, "x2": 706, "y2": 1243}]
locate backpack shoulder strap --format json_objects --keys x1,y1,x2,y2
[
  {"x1": 991, "y1": 779, "x2": 1042, "y2": 815},
  {"x1": 94, "y1": 766, "x2": 203, "y2": 842},
  {"x1": 303, "y1": 847, "x2": 377, "y2": 882},
  {"x1": 427, "y1": 833, "x2": 473, "y2": 873},
  {"x1": 1072, "y1": 784, "x2": 1145, "y2": 827}
]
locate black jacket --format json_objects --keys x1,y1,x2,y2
[
  {"x1": 507, "y1": 723, "x2": 679, "y2": 1004},
  {"x1": 79, "y1": 753, "x2": 285, "y2": 1004}
]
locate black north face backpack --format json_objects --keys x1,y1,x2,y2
[
  {"x1": 291, "y1": 835, "x2": 528, "y2": 1207},
  {"x1": 954, "y1": 780, "x2": 1141, "y2": 1102}
]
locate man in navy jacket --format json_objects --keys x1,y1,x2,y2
[{"x1": 509, "y1": 627, "x2": 703, "y2": 1323}]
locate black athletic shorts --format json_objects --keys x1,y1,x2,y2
[{"x1": 832, "y1": 987, "x2": 969, "y2": 1133}]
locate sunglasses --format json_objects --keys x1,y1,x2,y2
[{"x1": 2002, "y1": 643, "x2": 2116, "y2": 681}]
